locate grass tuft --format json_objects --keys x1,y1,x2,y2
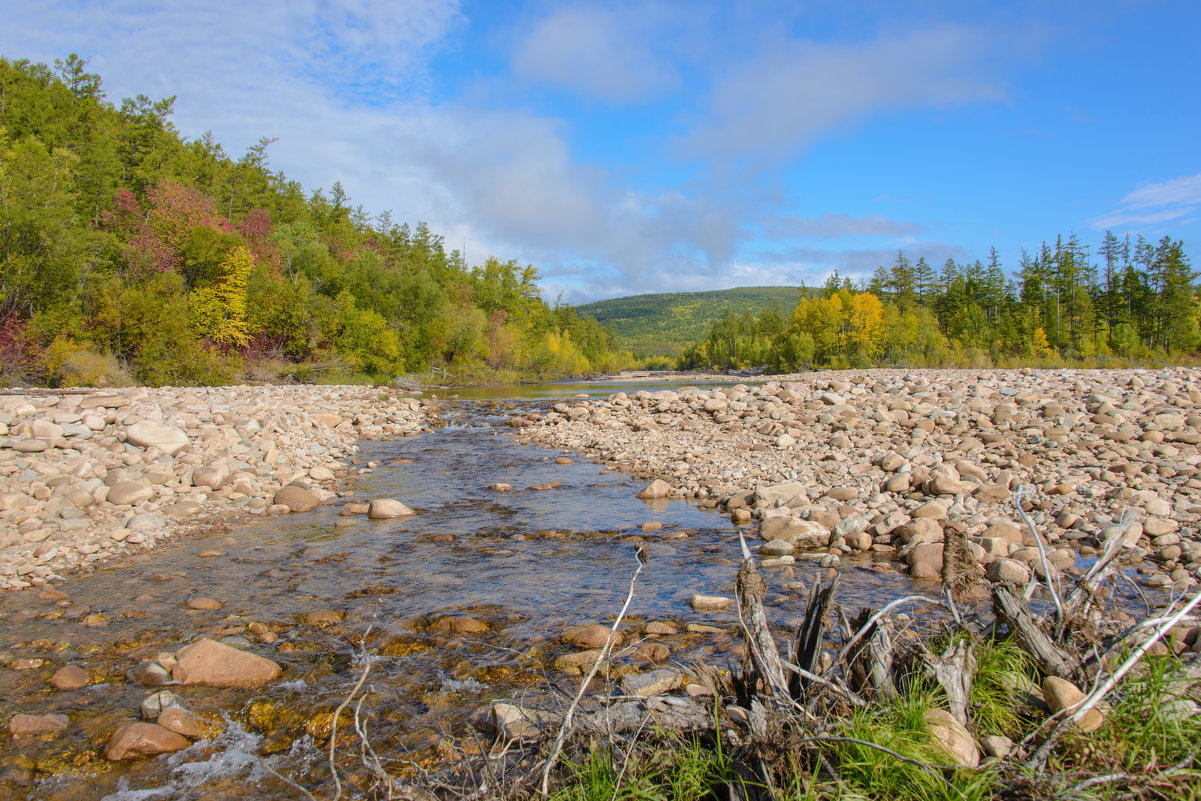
[
  {"x1": 971, "y1": 638, "x2": 1037, "y2": 736},
  {"x1": 548, "y1": 735, "x2": 731, "y2": 801}
]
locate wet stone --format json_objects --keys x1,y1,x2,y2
[
  {"x1": 105, "y1": 722, "x2": 190, "y2": 760},
  {"x1": 9, "y1": 713, "x2": 69, "y2": 737},
  {"x1": 49, "y1": 664, "x2": 90, "y2": 690},
  {"x1": 622, "y1": 667, "x2": 682, "y2": 697}
]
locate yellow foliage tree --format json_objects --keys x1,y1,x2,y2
[
  {"x1": 848, "y1": 291, "x2": 885, "y2": 361},
  {"x1": 1032, "y1": 326, "x2": 1053, "y2": 357},
  {"x1": 191, "y1": 245, "x2": 252, "y2": 347},
  {"x1": 791, "y1": 294, "x2": 844, "y2": 364}
]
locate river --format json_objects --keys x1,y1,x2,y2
[{"x1": 0, "y1": 383, "x2": 1047, "y2": 799}]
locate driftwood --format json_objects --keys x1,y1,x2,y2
[
  {"x1": 789, "y1": 573, "x2": 839, "y2": 699},
  {"x1": 993, "y1": 585, "x2": 1084, "y2": 680},
  {"x1": 940, "y1": 523, "x2": 979, "y2": 600},
  {"x1": 736, "y1": 558, "x2": 790, "y2": 699},
  {"x1": 846, "y1": 607, "x2": 897, "y2": 701},
  {"x1": 924, "y1": 639, "x2": 975, "y2": 727}
]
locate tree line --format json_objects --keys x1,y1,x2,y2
[
  {"x1": 0, "y1": 55, "x2": 628, "y2": 387},
  {"x1": 681, "y1": 233, "x2": 1200, "y2": 371}
]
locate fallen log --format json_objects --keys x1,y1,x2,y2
[{"x1": 993, "y1": 585, "x2": 1084, "y2": 681}]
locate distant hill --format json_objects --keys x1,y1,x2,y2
[{"x1": 577, "y1": 286, "x2": 805, "y2": 357}]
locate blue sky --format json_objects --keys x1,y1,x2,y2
[{"x1": 3, "y1": 0, "x2": 1199, "y2": 303}]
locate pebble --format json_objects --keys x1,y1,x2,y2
[
  {"x1": 49, "y1": 664, "x2": 90, "y2": 690},
  {"x1": 690, "y1": 594, "x2": 733, "y2": 611}
]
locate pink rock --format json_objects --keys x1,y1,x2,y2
[
  {"x1": 105, "y1": 722, "x2": 190, "y2": 760},
  {"x1": 171, "y1": 639, "x2": 282, "y2": 687}
]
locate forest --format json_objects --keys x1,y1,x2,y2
[
  {"x1": 0, "y1": 55, "x2": 629, "y2": 387},
  {"x1": 680, "y1": 235, "x2": 1201, "y2": 371},
  {"x1": 577, "y1": 286, "x2": 803, "y2": 358}
]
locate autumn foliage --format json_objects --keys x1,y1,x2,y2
[{"x1": 0, "y1": 55, "x2": 628, "y2": 386}]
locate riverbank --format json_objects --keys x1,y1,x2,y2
[
  {"x1": 514, "y1": 367, "x2": 1201, "y2": 591},
  {"x1": 0, "y1": 385, "x2": 433, "y2": 590}
]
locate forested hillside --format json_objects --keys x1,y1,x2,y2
[
  {"x1": 0, "y1": 55, "x2": 628, "y2": 387},
  {"x1": 577, "y1": 286, "x2": 804, "y2": 357},
  {"x1": 681, "y1": 239, "x2": 1200, "y2": 371}
]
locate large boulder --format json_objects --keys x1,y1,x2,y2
[
  {"x1": 125, "y1": 421, "x2": 190, "y2": 456},
  {"x1": 636, "y1": 479, "x2": 671, "y2": 499},
  {"x1": 759, "y1": 518, "x2": 830, "y2": 550},
  {"x1": 368, "y1": 499, "x2": 416, "y2": 519},
  {"x1": 171, "y1": 639, "x2": 282, "y2": 687},
  {"x1": 273, "y1": 485, "x2": 321, "y2": 513},
  {"x1": 105, "y1": 722, "x2": 190, "y2": 760}
]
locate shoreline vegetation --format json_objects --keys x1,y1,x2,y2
[{"x1": 675, "y1": 239, "x2": 1198, "y2": 375}]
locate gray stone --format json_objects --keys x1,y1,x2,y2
[
  {"x1": 621, "y1": 667, "x2": 682, "y2": 697},
  {"x1": 125, "y1": 421, "x2": 190, "y2": 455}
]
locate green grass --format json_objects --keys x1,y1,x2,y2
[
  {"x1": 971, "y1": 638, "x2": 1039, "y2": 736},
  {"x1": 829, "y1": 686, "x2": 995, "y2": 801},
  {"x1": 576, "y1": 286, "x2": 807, "y2": 357},
  {"x1": 1072, "y1": 654, "x2": 1201, "y2": 789},
  {"x1": 548, "y1": 736, "x2": 733, "y2": 801}
]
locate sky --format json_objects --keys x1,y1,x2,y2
[{"x1": 3, "y1": 0, "x2": 1200, "y2": 304}]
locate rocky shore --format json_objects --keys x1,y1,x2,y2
[
  {"x1": 0, "y1": 385, "x2": 433, "y2": 590},
  {"x1": 514, "y1": 367, "x2": 1201, "y2": 592}
]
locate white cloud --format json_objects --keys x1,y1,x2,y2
[
  {"x1": 1092, "y1": 172, "x2": 1201, "y2": 229},
  {"x1": 0, "y1": 3, "x2": 1016, "y2": 304},
  {"x1": 511, "y1": 5, "x2": 679, "y2": 102},
  {"x1": 688, "y1": 25, "x2": 1004, "y2": 162}
]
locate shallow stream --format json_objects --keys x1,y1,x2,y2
[{"x1": 0, "y1": 385, "x2": 1085, "y2": 799}]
